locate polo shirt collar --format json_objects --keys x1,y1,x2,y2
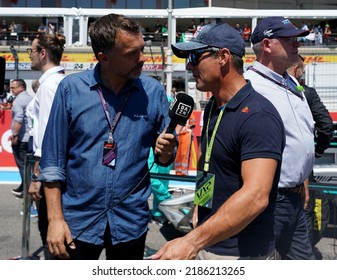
[{"x1": 226, "y1": 81, "x2": 254, "y2": 110}]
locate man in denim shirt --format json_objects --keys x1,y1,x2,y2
[{"x1": 39, "y1": 14, "x2": 177, "y2": 260}]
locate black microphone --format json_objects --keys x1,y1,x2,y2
[{"x1": 166, "y1": 93, "x2": 195, "y2": 134}]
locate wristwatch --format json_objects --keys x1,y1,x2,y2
[{"x1": 31, "y1": 173, "x2": 39, "y2": 182}]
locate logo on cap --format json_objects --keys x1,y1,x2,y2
[
  {"x1": 263, "y1": 29, "x2": 274, "y2": 38},
  {"x1": 282, "y1": 19, "x2": 291, "y2": 25}
]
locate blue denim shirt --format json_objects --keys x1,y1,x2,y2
[{"x1": 39, "y1": 64, "x2": 171, "y2": 245}]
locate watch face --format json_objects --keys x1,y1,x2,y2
[{"x1": 32, "y1": 173, "x2": 39, "y2": 180}]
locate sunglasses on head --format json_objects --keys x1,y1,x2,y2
[{"x1": 188, "y1": 47, "x2": 221, "y2": 66}]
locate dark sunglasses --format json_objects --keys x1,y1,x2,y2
[{"x1": 188, "y1": 47, "x2": 221, "y2": 66}]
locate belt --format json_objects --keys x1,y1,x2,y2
[{"x1": 278, "y1": 183, "x2": 304, "y2": 194}]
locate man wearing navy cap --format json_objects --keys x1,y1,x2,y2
[
  {"x1": 152, "y1": 23, "x2": 285, "y2": 260},
  {"x1": 245, "y1": 17, "x2": 316, "y2": 259}
]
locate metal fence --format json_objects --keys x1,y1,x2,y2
[
  {"x1": 302, "y1": 49, "x2": 337, "y2": 112},
  {"x1": 19, "y1": 153, "x2": 43, "y2": 260}
]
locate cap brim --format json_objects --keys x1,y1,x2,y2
[
  {"x1": 278, "y1": 29, "x2": 310, "y2": 38},
  {"x1": 172, "y1": 41, "x2": 208, "y2": 58}
]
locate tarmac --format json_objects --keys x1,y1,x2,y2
[{"x1": 0, "y1": 182, "x2": 336, "y2": 260}]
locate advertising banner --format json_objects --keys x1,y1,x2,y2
[{"x1": 0, "y1": 110, "x2": 15, "y2": 167}]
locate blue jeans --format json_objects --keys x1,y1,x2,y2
[{"x1": 274, "y1": 191, "x2": 316, "y2": 260}]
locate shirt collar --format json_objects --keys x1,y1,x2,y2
[
  {"x1": 253, "y1": 61, "x2": 287, "y2": 84},
  {"x1": 39, "y1": 66, "x2": 65, "y2": 84},
  {"x1": 225, "y1": 80, "x2": 254, "y2": 110}
]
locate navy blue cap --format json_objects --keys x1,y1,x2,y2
[
  {"x1": 172, "y1": 23, "x2": 245, "y2": 58},
  {"x1": 251, "y1": 17, "x2": 310, "y2": 44}
]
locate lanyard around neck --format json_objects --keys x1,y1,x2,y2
[
  {"x1": 97, "y1": 86, "x2": 130, "y2": 139},
  {"x1": 204, "y1": 99, "x2": 226, "y2": 173},
  {"x1": 248, "y1": 66, "x2": 304, "y2": 100}
]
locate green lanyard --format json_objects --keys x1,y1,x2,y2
[{"x1": 204, "y1": 100, "x2": 226, "y2": 173}]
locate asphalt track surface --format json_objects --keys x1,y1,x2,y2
[{"x1": 0, "y1": 183, "x2": 336, "y2": 260}]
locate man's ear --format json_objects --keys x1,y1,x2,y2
[
  {"x1": 218, "y1": 48, "x2": 231, "y2": 66},
  {"x1": 97, "y1": 52, "x2": 108, "y2": 63},
  {"x1": 262, "y1": 38, "x2": 272, "y2": 53}
]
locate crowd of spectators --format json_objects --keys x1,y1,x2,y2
[
  {"x1": 0, "y1": 18, "x2": 63, "y2": 45},
  {"x1": 0, "y1": 17, "x2": 336, "y2": 47}
]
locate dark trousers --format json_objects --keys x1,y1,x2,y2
[
  {"x1": 66, "y1": 225, "x2": 147, "y2": 260},
  {"x1": 37, "y1": 189, "x2": 48, "y2": 245},
  {"x1": 274, "y1": 191, "x2": 316, "y2": 260},
  {"x1": 11, "y1": 141, "x2": 29, "y2": 190},
  {"x1": 36, "y1": 186, "x2": 55, "y2": 260}
]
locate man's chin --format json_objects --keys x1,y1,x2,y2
[{"x1": 130, "y1": 70, "x2": 142, "y2": 79}]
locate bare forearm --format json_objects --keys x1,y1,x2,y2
[
  {"x1": 13, "y1": 121, "x2": 22, "y2": 136},
  {"x1": 188, "y1": 186, "x2": 268, "y2": 251},
  {"x1": 44, "y1": 182, "x2": 64, "y2": 222}
]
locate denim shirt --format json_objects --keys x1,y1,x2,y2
[{"x1": 39, "y1": 64, "x2": 171, "y2": 245}]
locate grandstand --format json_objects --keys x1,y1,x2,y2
[{"x1": 0, "y1": 7, "x2": 337, "y2": 110}]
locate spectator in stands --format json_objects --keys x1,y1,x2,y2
[
  {"x1": 234, "y1": 23, "x2": 243, "y2": 36},
  {"x1": 161, "y1": 22, "x2": 168, "y2": 34},
  {"x1": 154, "y1": 20, "x2": 162, "y2": 34},
  {"x1": 323, "y1": 23, "x2": 332, "y2": 45},
  {"x1": 243, "y1": 23, "x2": 251, "y2": 43},
  {"x1": 8, "y1": 21, "x2": 17, "y2": 33},
  {"x1": 298, "y1": 21, "x2": 309, "y2": 43},
  {"x1": 38, "y1": 22, "x2": 46, "y2": 33},
  {"x1": 196, "y1": 21, "x2": 205, "y2": 33},
  {"x1": 21, "y1": 22, "x2": 30, "y2": 33},
  {"x1": 0, "y1": 19, "x2": 8, "y2": 40},
  {"x1": 154, "y1": 20, "x2": 162, "y2": 41},
  {"x1": 187, "y1": 19, "x2": 197, "y2": 34},
  {"x1": 47, "y1": 22, "x2": 55, "y2": 35},
  {"x1": 21, "y1": 22, "x2": 31, "y2": 43},
  {"x1": 314, "y1": 25, "x2": 323, "y2": 46}
]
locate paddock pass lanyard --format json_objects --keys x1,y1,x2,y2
[
  {"x1": 204, "y1": 99, "x2": 226, "y2": 173},
  {"x1": 247, "y1": 66, "x2": 304, "y2": 100},
  {"x1": 97, "y1": 86, "x2": 130, "y2": 140}
]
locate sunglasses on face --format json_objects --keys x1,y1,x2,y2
[{"x1": 188, "y1": 47, "x2": 221, "y2": 66}]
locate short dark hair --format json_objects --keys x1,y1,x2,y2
[
  {"x1": 11, "y1": 79, "x2": 26, "y2": 90},
  {"x1": 89, "y1": 13, "x2": 141, "y2": 60},
  {"x1": 231, "y1": 53, "x2": 244, "y2": 74}
]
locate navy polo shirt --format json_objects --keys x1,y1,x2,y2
[{"x1": 198, "y1": 81, "x2": 285, "y2": 257}]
